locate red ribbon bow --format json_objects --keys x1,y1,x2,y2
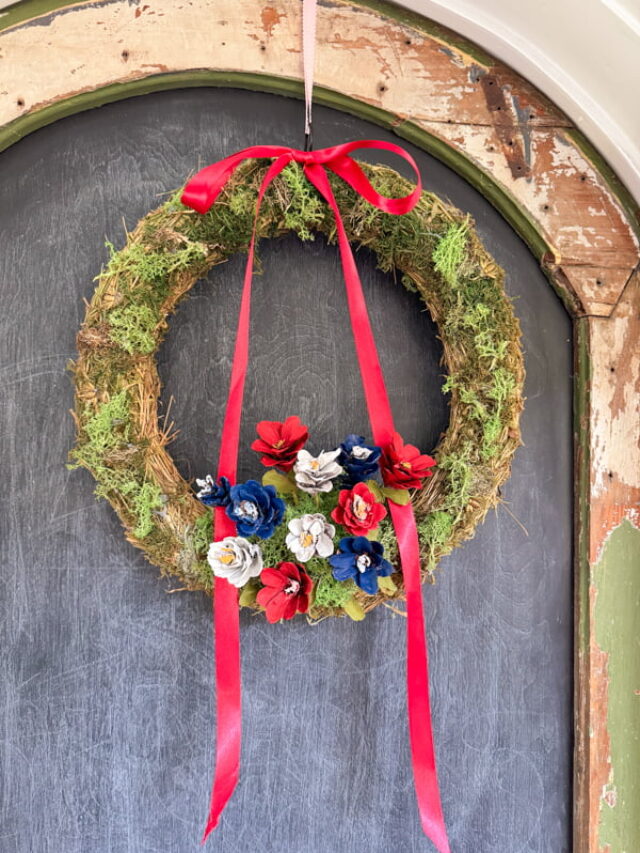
[{"x1": 182, "y1": 140, "x2": 450, "y2": 853}]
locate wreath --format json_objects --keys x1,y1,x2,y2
[{"x1": 70, "y1": 159, "x2": 523, "y2": 621}]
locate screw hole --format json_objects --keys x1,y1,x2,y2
[
  {"x1": 405, "y1": 38, "x2": 411, "y2": 45},
  {"x1": 608, "y1": 471, "x2": 614, "y2": 479},
  {"x1": 121, "y1": 49, "x2": 129, "y2": 60},
  {"x1": 260, "y1": 44, "x2": 266, "y2": 51},
  {"x1": 543, "y1": 204, "x2": 550, "y2": 211},
  {"x1": 610, "y1": 366, "x2": 615, "y2": 373},
  {"x1": 580, "y1": 174, "x2": 587, "y2": 182},
  {"x1": 596, "y1": 279, "x2": 603, "y2": 287},
  {"x1": 378, "y1": 84, "x2": 387, "y2": 93},
  {"x1": 16, "y1": 98, "x2": 24, "y2": 107}
]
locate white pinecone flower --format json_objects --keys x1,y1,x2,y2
[
  {"x1": 207, "y1": 536, "x2": 263, "y2": 587},
  {"x1": 286, "y1": 513, "x2": 335, "y2": 562},
  {"x1": 293, "y1": 448, "x2": 343, "y2": 494}
]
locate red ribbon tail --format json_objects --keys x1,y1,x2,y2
[
  {"x1": 304, "y1": 163, "x2": 450, "y2": 851},
  {"x1": 201, "y1": 156, "x2": 293, "y2": 842},
  {"x1": 391, "y1": 502, "x2": 450, "y2": 853},
  {"x1": 202, "y1": 575, "x2": 241, "y2": 843}
]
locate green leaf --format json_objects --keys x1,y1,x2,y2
[
  {"x1": 365, "y1": 479, "x2": 384, "y2": 501},
  {"x1": 342, "y1": 597, "x2": 366, "y2": 621},
  {"x1": 381, "y1": 487, "x2": 412, "y2": 505},
  {"x1": 239, "y1": 580, "x2": 260, "y2": 608},
  {"x1": 377, "y1": 575, "x2": 397, "y2": 595},
  {"x1": 262, "y1": 470, "x2": 296, "y2": 496}
]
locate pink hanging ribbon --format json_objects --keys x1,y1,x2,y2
[{"x1": 182, "y1": 140, "x2": 450, "y2": 853}]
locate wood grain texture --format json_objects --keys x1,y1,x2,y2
[
  {"x1": 0, "y1": 0, "x2": 637, "y2": 318},
  {"x1": 0, "y1": 89, "x2": 573, "y2": 852},
  {"x1": 574, "y1": 274, "x2": 640, "y2": 853}
]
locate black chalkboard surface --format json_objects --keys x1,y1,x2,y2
[{"x1": 0, "y1": 89, "x2": 572, "y2": 852}]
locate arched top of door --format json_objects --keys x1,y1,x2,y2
[{"x1": 0, "y1": 0, "x2": 638, "y2": 318}]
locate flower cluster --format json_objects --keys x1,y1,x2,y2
[{"x1": 195, "y1": 416, "x2": 436, "y2": 621}]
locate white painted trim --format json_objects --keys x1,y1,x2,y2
[{"x1": 396, "y1": 0, "x2": 640, "y2": 201}]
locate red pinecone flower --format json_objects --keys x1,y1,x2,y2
[
  {"x1": 331, "y1": 482, "x2": 387, "y2": 536},
  {"x1": 256, "y1": 562, "x2": 313, "y2": 623},
  {"x1": 380, "y1": 432, "x2": 436, "y2": 490},
  {"x1": 251, "y1": 415, "x2": 309, "y2": 472}
]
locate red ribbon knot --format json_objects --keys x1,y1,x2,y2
[{"x1": 182, "y1": 139, "x2": 450, "y2": 853}]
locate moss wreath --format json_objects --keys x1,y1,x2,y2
[{"x1": 70, "y1": 160, "x2": 524, "y2": 621}]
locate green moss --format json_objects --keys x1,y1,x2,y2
[
  {"x1": 192, "y1": 511, "x2": 213, "y2": 557},
  {"x1": 108, "y1": 304, "x2": 159, "y2": 354},
  {"x1": 130, "y1": 481, "x2": 164, "y2": 539},
  {"x1": 72, "y1": 390, "x2": 131, "y2": 464},
  {"x1": 432, "y1": 220, "x2": 469, "y2": 286},
  {"x1": 255, "y1": 514, "x2": 289, "y2": 568},
  {"x1": 313, "y1": 571, "x2": 357, "y2": 609},
  {"x1": 488, "y1": 366, "x2": 517, "y2": 403},
  {"x1": 437, "y1": 449, "x2": 473, "y2": 516},
  {"x1": 280, "y1": 163, "x2": 324, "y2": 240},
  {"x1": 418, "y1": 510, "x2": 454, "y2": 566},
  {"x1": 103, "y1": 238, "x2": 207, "y2": 288},
  {"x1": 474, "y1": 330, "x2": 509, "y2": 367},
  {"x1": 376, "y1": 517, "x2": 399, "y2": 565},
  {"x1": 480, "y1": 413, "x2": 502, "y2": 460}
]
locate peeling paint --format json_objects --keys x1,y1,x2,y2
[
  {"x1": 261, "y1": 5, "x2": 284, "y2": 37},
  {"x1": 593, "y1": 520, "x2": 640, "y2": 853}
]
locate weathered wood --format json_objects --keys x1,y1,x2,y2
[
  {"x1": 588, "y1": 272, "x2": 640, "y2": 560},
  {"x1": 574, "y1": 273, "x2": 640, "y2": 853},
  {"x1": 0, "y1": 0, "x2": 638, "y2": 318}
]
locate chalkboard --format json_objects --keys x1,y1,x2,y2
[{"x1": 0, "y1": 89, "x2": 573, "y2": 852}]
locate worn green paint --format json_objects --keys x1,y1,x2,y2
[
  {"x1": 0, "y1": 0, "x2": 74, "y2": 31},
  {"x1": 594, "y1": 519, "x2": 640, "y2": 853},
  {"x1": 574, "y1": 318, "x2": 592, "y2": 657}
]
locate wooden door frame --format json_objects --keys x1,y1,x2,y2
[{"x1": 1, "y1": 1, "x2": 638, "y2": 850}]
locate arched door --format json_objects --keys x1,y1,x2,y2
[{"x1": 0, "y1": 88, "x2": 573, "y2": 852}]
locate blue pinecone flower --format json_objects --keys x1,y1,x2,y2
[{"x1": 328, "y1": 536, "x2": 393, "y2": 595}]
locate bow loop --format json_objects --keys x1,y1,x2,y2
[{"x1": 181, "y1": 140, "x2": 422, "y2": 219}]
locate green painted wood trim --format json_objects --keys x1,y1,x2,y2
[
  {"x1": 574, "y1": 317, "x2": 592, "y2": 660},
  {"x1": 593, "y1": 520, "x2": 640, "y2": 853},
  {"x1": 0, "y1": 0, "x2": 77, "y2": 31},
  {"x1": 0, "y1": 68, "x2": 554, "y2": 265},
  {"x1": 573, "y1": 315, "x2": 592, "y2": 852}
]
